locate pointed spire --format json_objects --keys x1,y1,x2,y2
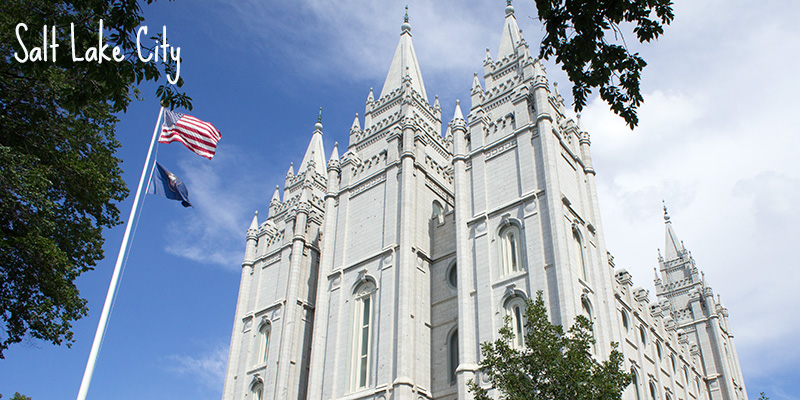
[
  {"x1": 453, "y1": 99, "x2": 464, "y2": 121},
  {"x1": 498, "y1": 0, "x2": 522, "y2": 59},
  {"x1": 287, "y1": 162, "x2": 295, "y2": 177},
  {"x1": 271, "y1": 185, "x2": 281, "y2": 203},
  {"x1": 351, "y1": 114, "x2": 361, "y2": 131},
  {"x1": 663, "y1": 201, "x2": 685, "y2": 260},
  {"x1": 472, "y1": 72, "x2": 483, "y2": 93},
  {"x1": 299, "y1": 110, "x2": 327, "y2": 176},
  {"x1": 249, "y1": 210, "x2": 259, "y2": 230},
  {"x1": 434, "y1": 95, "x2": 440, "y2": 110},
  {"x1": 329, "y1": 142, "x2": 340, "y2": 163},
  {"x1": 380, "y1": 6, "x2": 428, "y2": 100},
  {"x1": 484, "y1": 48, "x2": 493, "y2": 64},
  {"x1": 367, "y1": 87, "x2": 374, "y2": 103}
]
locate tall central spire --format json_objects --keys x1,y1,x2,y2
[
  {"x1": 663, "y1": 201, "x2": 685, "y2": 260},
  {"x1": 497, "y1": 0, "x2": 522, "y2": 59},
  {"x1": 379, "y1": 6, "x2": 428, "y2": 101}
]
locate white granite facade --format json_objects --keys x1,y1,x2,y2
[{"x1": 221, "y1": 4, "x2": 747, "y2": 400}]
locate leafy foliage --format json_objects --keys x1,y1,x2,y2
[
  {"x1": 468, "y1": 291, "x2": 631, "y2": 399},
  {"x1": 0, "y1": 0, "x2": 190, "y2": 357},
  {"x1": 535, "y1": 0, "x2": 674, "y2": 128},
  {"x1": 9, "y1": 393, "x2": 32, "y2": 400}
]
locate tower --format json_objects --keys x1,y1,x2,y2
[
  {"x1": 221, "y1": 116, "x2": 328, "y2": 400},
  {"x1": 655, "y1": 205, "x2": 748, "y2": 400}
]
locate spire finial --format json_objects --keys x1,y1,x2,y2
[
  {"x1": 401, "y1": 5, "x2": 411, "y2": 33},
  {"x1": 505, "y1": 0, "x2": 515, "y2": 16},
  {"x1": 315, "y1": 107, "x2": 323, "y2": 131},
  {"x1": 663, "y1": 200, "x2": 670, "y2": 221}
]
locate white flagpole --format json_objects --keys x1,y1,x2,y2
[{"x1": 76, "y1": 106, "x2": 165, "y2": 400}]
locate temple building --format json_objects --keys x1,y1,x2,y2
[{"x1": 220, "y1": 3, "x2": 747, "y2": 399}]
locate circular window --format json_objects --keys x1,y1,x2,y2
[{"x1": 447, "y1": 262, "x2": 457, "y2": 288}]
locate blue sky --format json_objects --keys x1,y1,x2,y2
[{"x1": 2, "y1": 1, "x2": 799, "y2": 399}]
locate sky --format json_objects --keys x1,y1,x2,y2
[{"x1": 2, "y1": 1, "x2": 799, "y2": 399}]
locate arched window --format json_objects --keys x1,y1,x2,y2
[
  {"x1": 256, "y1": 321, "x2": 271, "y2": 365},
  {"x1": 505, "y1": 297, "x2": 526, "y2": 348},
  {"x1": 639, "y1": 326, "x2": 648, "y2": 349},
  {"x1": 432, "y1": 201, "x2": 444, "y2": 224},
  {"x1": 671, "y1": 354, "x2": 677, "y2": 374},
  {"x1": 352, "y1": 280, "x2": 376, "y2": 391},
  {"x1": 666, "y1": 393, "x2": 672, "y2": 400},
  {"x1": 630, "y1": 368, "x2": 642, "y2": 400},
  {"x1": 656, "y1": 341, "x2": 663, "y2": 362},
  {"x1": 499, "y1": 224, "x2": 522, "y2": 275},
  {"x1": 448, "y1": 328, "x2": 459, "y2": 385},
  {"x1": 684, "y1": 366, "x2": 689, "y2": 384},
  {"x1": 447, "y1": 262, "x2": 457, "y2": 288},
  {"x1": 621, "y1": 309, "x2": 630, "y2": 334},
  {"x1": 649, "y1": 381, "x2": 658, "y2": 400},
  {"x1": 572, "y1": 226, "x2": 588, "y2": 281},
  {"x1": 251, "y1": 382, "x2": 264, "y2": 400}
]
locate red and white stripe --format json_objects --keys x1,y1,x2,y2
[{"x1": 159, "y1": 111, "x2": 222, "y2": 160}]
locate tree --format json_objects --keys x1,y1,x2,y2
[
  {"x1": 10, "y1": 393, "x2": 32, "y2": 400},
  {"x1": 534, "y1": 0, "x2": 675, "y2": 128},
  {"x1": 0, "y1": 0, "x2": 190, "y2": 357},
  {"x1": 468, "y1": 291, "x2": 631, "y2": 399}
]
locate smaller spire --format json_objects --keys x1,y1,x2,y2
[
  {"x1": 453, "y1": 99, "x2": 464, "y2": 121},
  {"x1": 271, "y1": 185, "x2": 281, "y2": 203},
  {"x1": 329, "y1": 142, "x2": 340, "y2": 162},
  {"x1": 249, "y1": 210, "x2": 259, "y2": 230},
  {"x1": 367, "y1": 87, "x2": 374, "y2": 103},
  {"x1": 351, "y1": 114, "x2": 361, "y2": 131},
  {"x1": 287, "y1": 162, "x2": 295, "y2": 177},
  {"x1": 472, "y1": 72, "x2": 483, "y2": 93},
  {"x1": 484, "y1": 48, "x2": 492, "y2": 64},
  {"x1": 401, "y1": 5, "x2": 411, "y2": 33},
  {"x1": 315, "y1": 107, "x2": 323, "y2": 132}
]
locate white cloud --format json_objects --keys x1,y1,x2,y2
[
  {"x1": 166, "y1": 343, "x2": 229, "y2": 391},
  {"x1": 160, "y1": 146, "x2": 267, "y2": 270}
]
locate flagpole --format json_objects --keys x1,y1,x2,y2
[{"x1": 77, "y1": 106, "x2": 164, "y2": 400}]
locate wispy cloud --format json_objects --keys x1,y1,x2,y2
[
  {"x1": 160, "y1": 146, "x2": 268, "y2": 271},
  {"x1": 166, "y1": 343, "x2": 229, "y2": 391}
]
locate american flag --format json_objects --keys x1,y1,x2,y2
[{"x1": 159, "y1": 109, "x2": 222, "y2": 160}]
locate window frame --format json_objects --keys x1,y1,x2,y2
[
  {"x1": 448, "y1": 328, "x2": 459, "y2": 385},
  {"x1": 351, "y1": 280, "x2": 376, "y2": 391},
  {"x1": 504, "y1": 296, "x2": 527, "y2": 348},
  {"x1": 498, "y1": 223, "x2": 523, "y2": 276}
]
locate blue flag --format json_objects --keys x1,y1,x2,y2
[{"x1": 149, "y1": 162, "x2": 193, "y2": 208}]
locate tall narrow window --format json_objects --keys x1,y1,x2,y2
[
  {"x1": 352, "y1": 280, "x2": 376, "y2": 391},
  {"x1": 621, "y1": 309, "x2": 630, "y2": 334},
  {"x1": 432, "y1": 201, "x2": 444, "y2": 224},
  {"x1": 499, "y1": 225, "x2": 522, "y2": 275},
  {"x1": 649, "y1": 381, "x2": 658, "y2": 400},
  {"x1": 449, "y1": 329, "x2": 459, "y2": 385},
  {"x1": 505, "y1": 297, "x2": 526, "y2": 348},
  {"x1": 639, "y1": 326, "x2": 648, "y2": 349},
  {"x1": 573, "y1": 227, "x2": 588, "y2": 281},
  {"x1": 631, "y1": 368, "x2": 642, "y2": 400},
  {"x1": 257, "y1": 322, "x2": 270, "y2": 364}
]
